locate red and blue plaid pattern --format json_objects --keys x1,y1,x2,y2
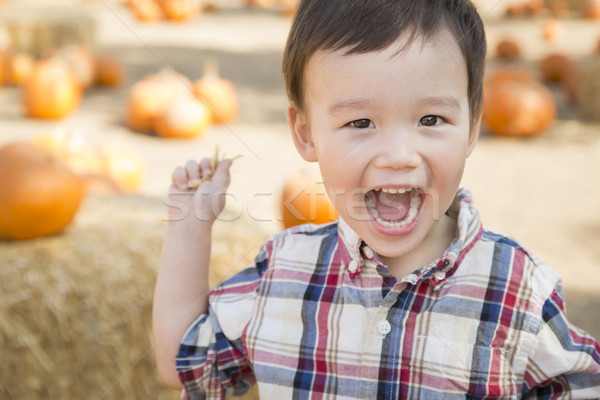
[{"x1": 176, "y1": 189, "x2": 600, "y2": 399}]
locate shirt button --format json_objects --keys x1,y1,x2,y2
[
  {"x1": 433, "y1": 271, "x2": 446, "y2": 281},
  {"x1": 378, "y1": 320, "x2": 392, "y2": 336},
  {"x1": 348, "y1": 260, "x2": 358, "y2": 273},
  {"x1": 362, "y1": 246, "x2": 374, "y2": 259}
]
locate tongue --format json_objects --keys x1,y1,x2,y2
[{"x1": 373, "y1": 190, "x2": 410, "y2": 221}]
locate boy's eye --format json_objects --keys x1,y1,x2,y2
[
  {"x1": 347, "y1": 119, "x2": 374, "y2": 129},
  {"x1": 419, "y1": 115, "x2": 445, "y2": 127}
]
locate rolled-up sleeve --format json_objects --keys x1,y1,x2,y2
[
  {"x1": 176, "y1": 308, "x2": 255, "y2": 400},
  {"x1": 523, "y1": 285, "x2": 600, "y2": 399}
]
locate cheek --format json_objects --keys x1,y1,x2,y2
[
  {"x1": 432, "y1": 155, "x2": 466, "y2": 190},
  {"x1": 319, "y1": 165, "x2": 364, "y2": 218},
  {"x1": 313, "y1": 138, "x2": 360, "y2": 185},
  {"x1": 315, "y1": 135, "x2": 353, "y2": 163},
  {"x1": 320, "y1": 160, "x2": 353, "y2": 195},
  {"x1": 424, "y1": 138, "x2": 469, "y2": 199},
  {"x1": 427, "y1": 133, "x2": 469, "y2": 171}
]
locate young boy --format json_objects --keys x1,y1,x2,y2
[{"x1": 153, "y1": 0, "x2": 600, "y2": 398}]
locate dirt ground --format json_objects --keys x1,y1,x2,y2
[{"x1": 0, "y1": 0, "x2": 599, "y2": 389}]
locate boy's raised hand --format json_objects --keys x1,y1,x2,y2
[
  {"x1": 155, "y1": 154, "x2": 234, "y2": 388},
  {"x1": 168, "y1": 157, "x2": 233, "y2": 225}
]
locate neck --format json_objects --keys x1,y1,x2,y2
[{"x1": 382, "y1": 214, "x2": 457, "y2": 281}]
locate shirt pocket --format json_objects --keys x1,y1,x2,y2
[{"x1": 408, "y1": 334, "x2": 518, "y2": 399}]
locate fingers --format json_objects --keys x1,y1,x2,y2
[
  {"x1": 171, "y1": 157, "x2": 233, "y2": 192},
  {"x1": 185, "y1": 160, "x2": 201, "y2": 182},
  {"x1": 199, "y1": 158, "x2": 213, "y2": 178},
  {"x1": 171, "y1": 159, "x2": 203, "y2": 191},
  {"x1": 172, "y1": 166, "x2": 189, "y2": 191}
]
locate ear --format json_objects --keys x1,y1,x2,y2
[
  {"x1": 287, "y1": 103, "x2": 317, "y2": 162},
  {"x1": 466, "y1": 112, "x2": 481, "y2": 157}
]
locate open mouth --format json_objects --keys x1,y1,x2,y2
[{"x1": 365, "y1": 187, "x2": 422, "y2": 230}]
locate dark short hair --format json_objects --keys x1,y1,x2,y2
[{"x1": 282, "y1": 0, "x2": 487, "y2": 125}]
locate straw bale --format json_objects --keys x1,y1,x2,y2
[{"x1": 0, "y1": 194, "x2": 265, "y2": 399}]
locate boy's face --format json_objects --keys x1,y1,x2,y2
[{"x1": 288, "y1": 27, "x2": 480, "y2": 267}]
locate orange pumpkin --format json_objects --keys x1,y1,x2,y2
[
  {"x1": 582, "y1": 0, "x2": 600, "y2": 19},
  {"x1": 548, "y1": 0, "x2": 569, "y2": 17},
  {"x1": 33, "y1": 130, "x2": 72, "y2": 156},
  {"x1": 134, "y1": 0, "x2": 164, "y2": 21},
  {"x1": 24, "y1": 58, "x2": 82, "y2": 119},
  {"x1": 507, "y1": 0, "x2": 543, "y2": 16},
  {"x1": 542, "y1": 19, "x2": 563, "y2": 42},
  {"x1": 126, "y1": 78, "x2": 170, "y2": 132},
  {"x1": 161, "y1": 0, "x2": 199, "y2": 21},
  {"x1": 281, "y1": 172, "x2": 338, "y2": 229},
  {"x1": 126, "y1": 69, "x2": 189, "y2": 132},
  {"x1": 94, "y1": 54, "x2": 125, "y2": 87},
  {"x1": 97, "y1": 144, "x2": 144, "y2": 192},
  {"x1": 33, "y1": 132, "x2": 144, "y2": 193},
  {"x1": 0, "y1": 142, "x2": 85, "y2": 240},
  {"x1": 525, "y1": 0, "x2": 543, "y2": 14},
  {"x1": 483, "y1": 69, "x2": 556, "y2": 137},
  {"x1": 484, "y1": 67, "x2": 536, "y2": 86},
  {"x1": 49, "y1": 44, "x2": 97, "y2": 89},
  {"x1": 192, "y1": 59, "x2": 239, "y2": 124},
  {"x1": 506, "y1": 4, "x2": 526, "y2": 16},
  {"x1": 496, "y1": 39, "x2": 521, "y2": 60},
  {"x1": 0, "y1": 51, "x2": 7, "y2": 85},
  {"x1": 246, "y1": 0, "x2": 277, "y2": 8},
  {"x1": 539, "y1": 53, "x2": 574, "y2": 82},
  {"x1": 154, "y1": 92, "x2": 212, "y2": 139},
  {"x1": 280, "y1": 0, "x2": 299, "y2": 16},
  {"x1": 204, "y1": 2, "x2": 217, "y2": 12},
  {"x1": 7, "y1": 52, "x2": 35, "y2": 86},
  {"x1": 32, "y1": 130, "x2": 104, "y2": 176}
]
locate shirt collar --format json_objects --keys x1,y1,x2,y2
[{"x1": 337, "y1": 187, "x2": 483, "y2": 287}]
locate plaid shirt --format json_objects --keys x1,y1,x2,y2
[{"x1": 176, "y1": 188, "x2": 600, "y2": 399}]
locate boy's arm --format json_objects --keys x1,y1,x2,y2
[
  {"x1": 152, "y1": 158, "x2": 232, "y2": 389},
  {"x1": 523, "y1": 285, "x2": 600, "y2": 398}
]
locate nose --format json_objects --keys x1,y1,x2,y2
[{"x1": 372, "y1": 128, "x2": 420, "y2": 170}]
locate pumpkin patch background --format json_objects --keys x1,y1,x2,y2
[{"x1": 0, "y1": 0, "x2": 600, "y2": 398}]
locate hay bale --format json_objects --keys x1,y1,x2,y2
[{"x1": 0, "y1": 194, "x2": 266, "y2": 399}]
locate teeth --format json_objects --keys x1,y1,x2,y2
[
  {"x1": 379, "y1": 187, "x2": 412, "y2": 194},
  {"x1": 410, "y1": 194, "x2": 420, "y2": 208}
]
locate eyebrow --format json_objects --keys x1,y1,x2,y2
[
  {"x1": 415, "y1": 95, "x2": 462, "y2": 112},
  {"x1": 327, "y1": 95, "x2": 461, "y2": 116},
  {"x1": 327, "y1": 98, "x2": 376, "y2": 116}
]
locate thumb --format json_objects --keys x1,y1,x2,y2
[{"x1": 210, "y1": 159, "x2": 232, "y2": 191}]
